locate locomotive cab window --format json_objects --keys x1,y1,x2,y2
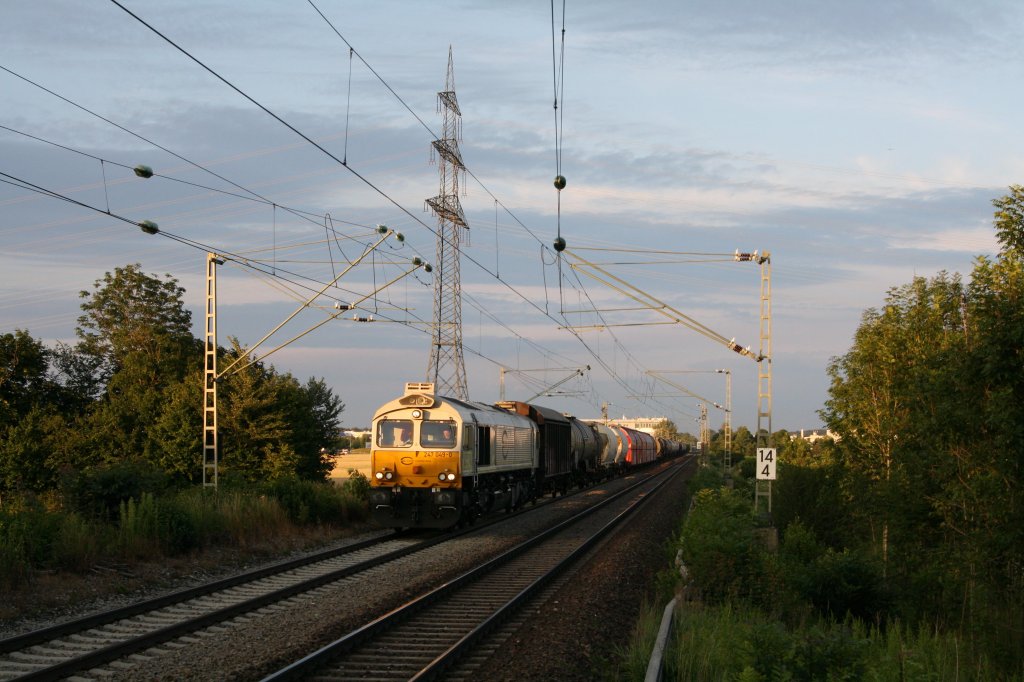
[
  {"x1": 378, "y1": 419, "x2": 414, "y2": 447},
  {"x1": 421, "y1": 420, "x2": 457, "y2": 448}
]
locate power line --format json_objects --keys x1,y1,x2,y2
[{"x1": 9, "y1": 7, "x2": 726, "y2": 423}]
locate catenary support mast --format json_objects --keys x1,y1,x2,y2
[
  {"x1": 755, "y1": 251, "x2": 772, "y2": 515},
  {"x1": 202, "y1": 253, "x2": 222, "y2": 488}
]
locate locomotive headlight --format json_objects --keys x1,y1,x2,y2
[
  {"x1": 411, "y1": 409, "x2": 423, "y2": 419},
  {"x1": 438, "y1": 471, "x2": 457, "y2": 482},
  {"x1": 384, "y1": 471, "x2": 395, "y2": 481},
  {"x1": 375, "y1": 471, "x2": 385, "y2": 480}
]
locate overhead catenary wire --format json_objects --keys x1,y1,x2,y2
[
  {"x1": 1, "y1": 118, "x2": 614, "y2": 412},
  {"x1": 0, "y1": 65, "x2": 326, "y2": 234},
  {"x1": 1, "y1": 128, "x2": 628, "y2": 409},
  {"x1": 106, "y1": 1, "x2": 657, "y2": 403},
  {"x1": 7, "y1": 5, "x2": 731, "y2": 423},
  {"x1": 0, "y1": 169, "x2": 628, "y2": 410}
]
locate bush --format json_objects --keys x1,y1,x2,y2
[
  {"x1": 53, "y1": 512, "x2": 105, "y2": 570},
  {"x1": 687, "y1": 465, "x2": 724, "y2": 496},
  {"x1": 739, "y1": 620, "x2": 869, "y2": 681},
  {"x1": 262, "y1": 477, "x2": 364, "y2": 525},
  {"x1": 67, "y1": 461, "x2": 170, "y2": 520},
  {"x1": 0, "y1": 502, "x2": 61, "y2": 586},
  {"x1": 158, "y1": 496, "x2": 201, "y2": 554},
  {"x1": 678, "y1": 487, "x2": 758, "y2": 602},
  {"x1": 341, "y1": 471, "x2": 370, "y2": 502},
  {"x1": 806, "y1": 548, "x2": 890, "y2": 622}
]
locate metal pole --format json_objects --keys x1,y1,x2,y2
[
  {"x1": 717, "y1": 369, "x2": 732, "y2": 468},
  {"x1": 754, "y1": 251, "x2": 772, "y2": 518},
  {"x1": 202, "y1": 253, "x2": 221, "y2": 489}
]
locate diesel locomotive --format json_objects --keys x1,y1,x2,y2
[{"x1": 367, "y1": 382, "x2": 689, "y2": 529}]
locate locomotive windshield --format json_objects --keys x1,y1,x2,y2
[
  {"x1": 377, "y1": 419, "x2": 414, "y2": 447},
  {"x1": 420, "y1": 420, "x2": 457, "y2": 449}
]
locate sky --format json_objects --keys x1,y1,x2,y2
[{"x1": 2, "y1": 1, "x2": 1022, "y2": 434}]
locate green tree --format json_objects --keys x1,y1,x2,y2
[
  {"x1": 991, "y1": 184, "x2": 1024, "y2": 256},
  {"x1": 146, "y1": 369, "x2": 203, "y2": 481},
  {"x1": 217, "y1": 341, "x2": 290, "y2": 481},
  {"x1": 0, "y1": 406, "x2": 67, "y2": 493},
  {"x1": 49, "y1": 342, "x2": 104, "y2": 414},
  {"x1": 76, "y1": 264, "x2": 196, "y2": 385},
  {"x1": 821, "y1": 273, "x2": 966, "y2": 576},
  {"x1": 0, "y1": 330, "x2": 53, "y2": 427},
  {"x1": 71, "y1": 265, "x2": 201, "y2": 467},
  {"x1": 1, "y1": 265, "x2": 352, "y2": 495},
  {"x1": 653, "y1": 418, "x2": 680, "y2": 441},
  {"x1": 732, "y1": 425, "x2": 756, "y2": 458},
  {"x1": 0, "y1": 330, "x2": 81, "y2": 494},
  {"x1": 287, "y1": 377, "x2": 344, "y2": 480},
  {"x1": 818, "y1": 188, "x2": 1024, "y2": 662}
]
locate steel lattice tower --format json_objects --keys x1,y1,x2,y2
[{"x1": 425, "y1": 48, "x2": 469, "y2": 399}]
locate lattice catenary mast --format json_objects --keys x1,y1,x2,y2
[
  {"x1": 425, "y1": 48, "x2": 469, "y2": 399},
  {"x1": 202, "y1": 253, "x2": 222, "y2": 488}
]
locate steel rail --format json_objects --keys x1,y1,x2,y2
[
  {"x1": 263, "y1": 461, "x2": 685, "y2": 681},
  {"x1": 0, "y1": 472, "x2": 601, "y2": 681}
]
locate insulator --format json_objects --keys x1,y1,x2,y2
[
  {"x1": 377, "y1": 224, "x2": 389, "y2": 234},
  {"x1": 395, "y1": 232, "x2": 405, "y2": 242},
  {"x1": 133, "y1": 164, "x2": 154, "y2": 179},
  {"x1": 424, "y1": 263, "x2": 433, "y2": 273},
  {"x1": 412, "y1": 257, "x2": 423, "y2": 266},
  {"x1": 553, "y1": 236, "x2": 566, "y2": 252},
  {"x1": 138, "y1": 220, "x2": 159, "y2": 235},
  {"x1": 553, "y1": 175, "x2": 567, "y2": 190}
]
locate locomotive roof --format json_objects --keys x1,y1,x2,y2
[
  {"x1": 493, "y1": 400, "x2": 571, "y2": 425},
  {"x1": 373, "y1": 388, "x2": 529, "y2": 425}
]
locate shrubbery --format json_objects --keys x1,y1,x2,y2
[
  {"x1": 638, "y1": 469, "x2": 1013, "y2": 681},
  {"x1": 0, "y1": 477, "x2": 369, "y2": 589}
]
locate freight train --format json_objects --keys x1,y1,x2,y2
[{"x1": 367, "y1": 382, "x2": 690, "y2": 529}]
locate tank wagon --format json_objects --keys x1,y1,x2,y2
[
  {"x1": 588, "y1": 421, "x2": 628, "y2": 474},
  {"x1": 621, "y1": 425, "x2": 657, "y2": 466},
  {"x1": 368, "y1": 383, "x2": 689, "y2": 529}
]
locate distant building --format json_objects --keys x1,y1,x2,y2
[
  {"x1": 601, "y1": 417, "x2": 668, "y2": 436},
  {"x1": 790, "y1": 428, "x2": 838, "y2": 443}
]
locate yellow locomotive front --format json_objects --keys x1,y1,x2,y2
[{"x1": 368, "y1": 382, "x2": 467, "y2": 528}]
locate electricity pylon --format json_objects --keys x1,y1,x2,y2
[{"x1": 425, "y1": 48, "x2": 469, "y2": 400}]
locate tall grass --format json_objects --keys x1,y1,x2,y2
[
  {"x1": 655, "y1": 605, "x2": 1014, "y2": 681},
  {"x1": 52, "y1": 511, "x2": 103, "y2": 570},
  {"x1": 0, "y1": 478, "x2": 371, "y2": 590},
  {"x1": 117, "y1": 493, "x2": 161, "y2": 558},
  {"x1": 606, "y1": 599, "x2": 665, "y2": 681}
]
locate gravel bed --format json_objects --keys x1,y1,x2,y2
[
  {"x1": 5, "y1": 463, "x2": 692, "y2": 681},
  {"x1": 464, "y1": 461, "x2": 694, "y2": 681},
  {"x1": 0, "y1": 526, "x2": 385, "y2": 641}
]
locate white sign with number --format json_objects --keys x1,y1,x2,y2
[{"x1": 756, "y1": 448, "x2": 777, "y2": 480}]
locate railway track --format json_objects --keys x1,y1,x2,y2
[
  {"x1": 0, "y1": 528, "x2": 449, "y2": 681},
  {"x1": 0, "y1": 462, "x2": 684, "y2": 681},
  {"x1": 262, "y1": 462, "x2": 684, "y2": 681}
]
